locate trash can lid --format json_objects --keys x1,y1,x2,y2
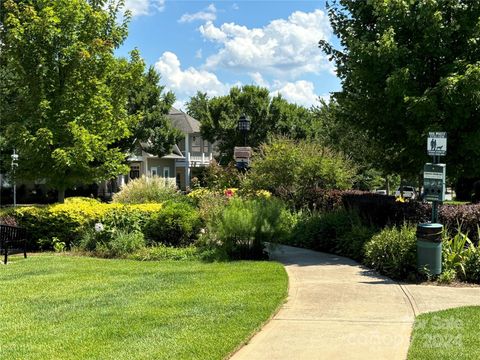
[{"x1": 418, "y1": 223, "x2": 443, "y2": 229}]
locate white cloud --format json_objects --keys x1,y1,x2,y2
[
  {"x1": 232, "y1": 3, "x2": 239, "y2": 11},
  {"x1": 271, "y1": 80, "x2": 321, "y2": 108},
  {"x1": 249, "y1": 72, "x2": 270, "y2": 88},
  {"x1": 195, "y1": 49, "x2": 203, "y2": 59},
  {"x1": 173, "y1": 99, "x2": 187, "y2": 112},
  {"x1": 155, "y1": 51, "x2": 322, "y2": 109},
  {"x1": 179, "y1": 3, "x2": 217, "y2": 23},
  {"x1": 199, "y1": 21, "x2": 227, "y2": 42},
  {"x1": 154, "y1": 51, "x2": 230, "y2": 101},
  {"x1": 124, "y1": 0, "x2": 165, "y2": 17},
  {"x1": 199, "y1": 9, "x2": 332, "y2": 79}
]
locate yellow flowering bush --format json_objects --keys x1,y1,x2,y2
[
  {"x1": 255, "y1": 190, "x2": 272, "y2": 199},
  {"x1": 12, "y1": 202, "x2": 162, "y2": 249},
  {"x1": 187, "y1": 188, "x2": 215, "y2": 205}
]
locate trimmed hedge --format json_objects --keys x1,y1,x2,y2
[
  {"x1": 303, "y1": 189, "x2": 480, "y2": 241},
  {"x1": 8, "y1": 200, "x2": 162, "y2": 249}
]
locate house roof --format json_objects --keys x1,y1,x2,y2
[
  {"x1": 167, "y1": 107, "x2": 200, "y2": 134},
  {"x1": 138, "y1": 142, "x2": 185, "y2": 159}
]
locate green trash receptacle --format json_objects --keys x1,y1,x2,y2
[{"x1": 417, "y1": 223, "x2": 443, "y2": 275}]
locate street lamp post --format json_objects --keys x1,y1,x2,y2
[
  {"x1": 237, "y1": 114, "x2": 250, "y2": 146},
  {"x1": 235, "y1": 115, "x2": 251, "y2": 171},
  {"x1": 11, "y1": 149, "x2": 19, "y2": 207}
]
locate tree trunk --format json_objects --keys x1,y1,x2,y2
[{"x1": 58, "y1": 187, "x2": 65, "y2": 204}]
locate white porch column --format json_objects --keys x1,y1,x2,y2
[
  {"x1": 185, "y1": 134, "x2": 191, "y2": 188},
  {"x1": 118, "y1": 175, "x2": 125, "y2": 188},
  {"x1": 208, "y1": 143, "x2": 213, "y2": 161}
]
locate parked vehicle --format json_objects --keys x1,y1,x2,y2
[
  {"x1": 395, "y1": 186, "x2": 417, "y2": 199},
  {"x1": 375, "y1": 189, "x2": 387, "y2": 195}
]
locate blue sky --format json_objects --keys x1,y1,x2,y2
[{"x1": 117, "y1": 0, "x2": 340, "y2": 110}]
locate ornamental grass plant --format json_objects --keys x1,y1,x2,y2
[{"x1": 112, "y1": 176, "x2": 179, "y2": 204}]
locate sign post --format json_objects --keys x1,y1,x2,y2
[
  {"x1": 424, "y1": 132, "x2": 447, "y2": 223},
  {"x1": 234, "y1": 146, "x2": 252, "y2": 171}
]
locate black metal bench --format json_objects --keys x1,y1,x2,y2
[{"x1": 0, "y1": 225, "x2": 27, "y2": 264}]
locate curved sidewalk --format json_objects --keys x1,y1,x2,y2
[{"x1": 231, "y1": 245, "x2": 480, "y2": 360}]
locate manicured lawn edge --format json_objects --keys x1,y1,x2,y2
[
  {"x1": 407, "y1": 306, "x2": 480, "y2": 360},
  {"x1": 226, "y1": 270, "x2": 289, "y2": 359}
]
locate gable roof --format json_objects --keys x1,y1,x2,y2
[{"x1": 167, "y1": 107, "x2": 200, "y2": 134}]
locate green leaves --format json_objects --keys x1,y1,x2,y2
[
  {"x1": 186, "y1": 86, "x2": 316, "y2": 162},
  {"x1": 244, "y1": 138, "x2": 356, "y2": 205},
  {"x1": 0, "y1": 0, "x2": 166, "y2": 200},
  {"x1": 320, "y1": 0, "x2": 480, "y2": 181}
]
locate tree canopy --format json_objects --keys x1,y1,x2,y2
[
  {"x1": 124, "y1": 64, "x2": 182, "y2": 157},
  {"x1": 320, "y1": 0, "x2": 480, "y2": 184},
  {"x1": 0, "y1": 0, "x2": 178, "y2": 201},
  {"x1": 186, "y1": 85, "x2": 316, "y2": 162}
]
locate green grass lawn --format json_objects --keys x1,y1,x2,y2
[
  {"x1": 408, "y1": 306, "x2": 480, "y2": 360},
  {"x1": 0, "y1": 254, "x2": 287, "y2": 360}
]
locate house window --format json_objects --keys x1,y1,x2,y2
[
  {"x1": 163, "y1": 167, "x2": 170, "y2": 178},
  {"x1": 130, "y1": 165, "x2": 140, "y2": 179},
  {"x1": 191, "y1": 135, "x2": 202, "y2": 153},
  {"x1": 151, "y1": 167, "x2": 158, "y2": 177},
  {"x1": 178, "y1": 138, "x2": 186, "y2": 153}
]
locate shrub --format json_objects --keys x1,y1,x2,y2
[
  {"x1": 12, "y1": 203, "x2": 115, "y2": 249},
  {"x1": 79, "y1": 229, "x2": 145, "y2": 258},
  {"x1": 204, "y1": 198, "x2": 286, "y2": 260},
  {"x1": 342, "y1": 192, "x2": 430, "y2": 227},
  {"x1": 438, "y1": 269, "x2": 457, "y2": 284},
  {"x1": 197, "y1": 191, "x2": 229, "y2": 223},
  {"x1": 64, "y1": 197, "x2": 101, "y2": 205},
  {"x1": 105, "y1": 230, "x2": 145, "y2": 257},
  {"x1": 101, "y1": 203, "x2": 162, "y2": 234},
  {"x1": 112, "y1": 176, "x2": 179, "y2": 204},
  {"x1": 129, "y1": 245, "x2": 200, "y2": 261},
  {"x1": 439, "y1": 205, "x2": 480, "y2": 243},
  {"x1": 201, "y1": 160, "x2": 242, "y2": 190},
  {"x1": 289, "y1": 209, "x2": 358, "y2": 251},
  {"x1": 243, "y1": 138, "x2": 356, "y2": 205},
  {"x1": 363, "y1": 225, "x2": 417, "y2": 280},
  {"x1": 144, "y1": 202, "x2": 201, "y2": 246},
  {"x1": 465, "y1": 250, "x2": 480, "y2": 284},
  {"x1": 442, "y1": 228, "x2": 476, "y2": 280},
  {"x1": 187, "y1": 188, "x2": 215, "y2": 206},
  {"x1": 335, "y1": 224, "x2": 377, "y2": 262},
  {"x1": 300, "y1": 189, "x2": 345, "y2": 212},
  {"x1": 10, "y1": 202, "x2": 162, "y2": 249}
]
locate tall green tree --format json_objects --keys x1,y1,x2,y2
[
  {"x1": 0, "y1": 0, "x2": 155, "y2": 202},
  {"x1": 320, "y1": 0, "x2": 480, "y2": 185},
  {"x1": 186, "y1": 86, "x2": 315, "y2": 162},
  {"x1": 124, "y1": 65, "x2": 182, "y2": 157}
]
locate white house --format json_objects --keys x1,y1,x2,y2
[{"x1": 117, "y1": 107, "x2": 214, "y2": 191}]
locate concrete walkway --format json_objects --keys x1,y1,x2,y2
[{"x1": 231, "y1": 245, "x2": 480, "y2": 360}]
